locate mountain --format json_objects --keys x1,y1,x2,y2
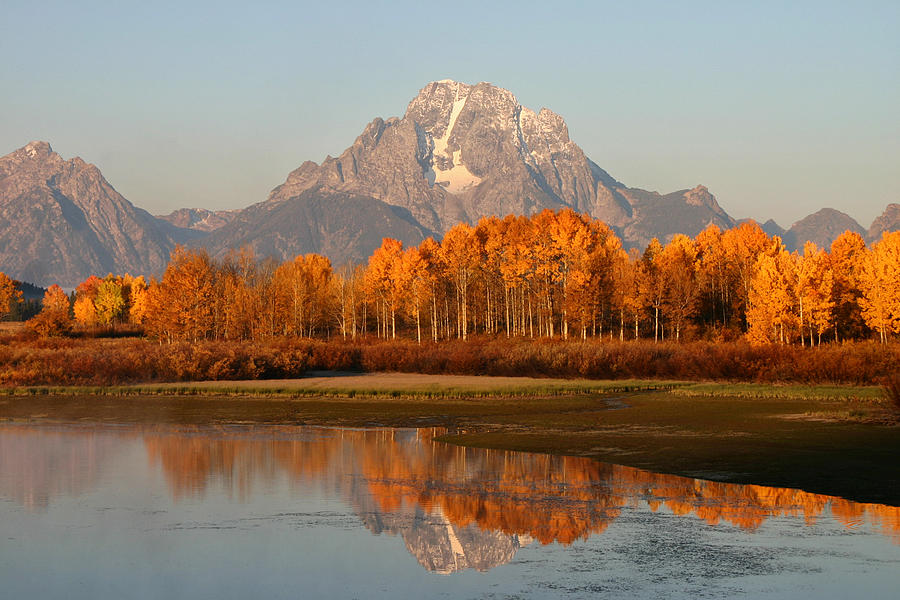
[
  {"x1": 784, "y1": 208, "x2": 865, "y2": 251},
  {"x1": 5, "y1": 84, "x2": 894, "y2": 285},
  {"x1": 222, "y1": 80, "x2": 734, "y2": 261},
  {"x1": 868, "y1": 203, "x2": 900, "y2": 242},
  {"x1": 760, "y1": 219, "x2": 787, "y2": 239},
  {"x1": 157, "y1": 207, "x2": 237, "y2": 233},
  {"x1": 618, "y1": 185, "x2": 733, "y2": 247},
  {"x1": 0, "y1": 141, "x2": 188, "y2": 287},
  {"x1": 202, "y1": 188, "x2": 432, "y2": 265}
]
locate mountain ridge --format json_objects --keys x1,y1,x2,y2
[
  {"x1": 1, "y1": 80, "x2": 897, "y2": 286},
  {"x1": 0, "y1": 141, "x2": 193, "y2": 287}
]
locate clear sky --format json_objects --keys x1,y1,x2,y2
[{"x1": 2, "y1": 0, "x2": 897, "y2": 228}]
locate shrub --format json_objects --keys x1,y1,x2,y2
[{"x1": 883, "y1": 373, "x2": 900, "y2": 411}]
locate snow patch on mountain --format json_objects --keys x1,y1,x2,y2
[{"x1": 424, "y1": 88, "x2": 482, "y2": 194}]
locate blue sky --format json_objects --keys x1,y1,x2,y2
[{"x1": 2, "y1": 0, "x2": 897, "y2": 227}]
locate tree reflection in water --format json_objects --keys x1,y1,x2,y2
[{"x1": 2, "y1": 424, "x2": 898, "y2": 573}]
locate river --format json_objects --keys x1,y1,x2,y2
[{"x1": 1, "y1": 423, "x2": 897, "y2": 598}]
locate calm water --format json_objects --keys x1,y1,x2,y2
[{"x1": 1, "y1": 423, "x2": 898, "y2": 599}]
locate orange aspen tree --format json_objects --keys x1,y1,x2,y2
[
  {"x1": 496, "y1": 216, "x2": 534, "y2": 337},
  {"x1": 416, "y1": 238, "x2": 445, "y2": 341},
  {"x1": 440, "y1": 223, "x2": 478, "y2": 340},
  {"x1": 829, "y1": 231, "x2": 868, "y2": 341},
  {"x1": 0, "y1": 272, "x2": 23, "y2": 320},
  {"x1": 398, "y1": 247, "x2": 428, "y2": 343},
  {"x1": 639, "y1": 238, "x2": 665, "y2": 342},
  {"x1": 747, "y1": 241, "x2": 796, "y2": 345},
  {"x1": 796, "y1": 242, "x2": 834, "y2": 346},
  {"x1": 695, "y1": 225, "x2": 730, "y2": 330},
  {"x1": 95, "y1": 277, "x2": 126, "y2": 325},
  {"x1": 366, "y1": 238, "x2": 404, "y2": 339},
  {"x1": 475, "y1": 216, "x2": 507, "y2": 336},
  {"x1": 620, "y1": 248, "x2": 644, "y2": 340},
  {"x1": 331, "y1": 263, "x2": 365, "y2": 340},
  {"x1": 722, "y1": 222, "x2": 771, "y2": 329},
  {"x1": 583, "y1": 225, "x2": 621, "y2": 339},
  {"x1": 218, "y1": 249, "x2": 262, "y2": 340},
  {"x1": 659, "y1": 234, "x2": 699, "y2": 341},
  {"x1": 608, "y1": 248, "x2": 631, "y2": 340},
  {"x1": 27, "y1": 285, "x2": 72, "y2": 336},
  {"x1": 548, "y1": 209, "x2": 594, "y2": 340},
  {"x1": 858, "y1": 231, "x2": 900, "y2": 343},
  {"x1": 301, "y1": 254, "x2": 333, "y2": 337},
  {"x1": 72, "y1": 275, "x2": 102, "y2": 327},
  {"x1": 145, "y1": 246, "x2": 217, "y2": 342},
  {"x1": 530, "y1": 210, "x2": 563, "y2": 337},
  {"x1": 273, "y1": 253, "x2": 333, "y2": 338},
  {"x1": 126, "y1": 275, "x2": 149, "y2": 325}
]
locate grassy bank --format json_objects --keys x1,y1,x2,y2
[
  {"x1": 0, "y1": 372, "x2": 885, "y2": 402},
  {"x1": 1, "y1": 374, "x2": 896, "y2": 505}
]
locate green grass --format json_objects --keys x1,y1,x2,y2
[
  {"x1": 673, "y1": 382, "x2": 884, "y2": 402},
  {"x1": 0, "y1": 378, "x2": 681, "y2": 398}
]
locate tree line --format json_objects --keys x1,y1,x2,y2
[{"x1": 2, "y1": 209, "x2": 898, "y2": 345}]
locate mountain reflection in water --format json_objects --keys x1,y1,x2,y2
[{"x1": 1, "y1": 424, "x2": 898, "y2": 575}]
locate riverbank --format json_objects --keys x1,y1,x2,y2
[{"x1": 0, "y1": 373, "x2": 896, "y2": 505}]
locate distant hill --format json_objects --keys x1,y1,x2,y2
[
  {"x1": 156, "y1": 207, "x2": 238, "y2": 233},
  {"x1": 202, "y1": 188, "x2": 432, "y2": 266},
  {"x1": 784, "y1": 208, "x2": 866, "y2": 251}
]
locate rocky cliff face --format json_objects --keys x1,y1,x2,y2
[
  {"x1": 868, "y1": 203, "x2": 900, "y2": 242},
  {"x1": 0, "y1": 142, "x2": 189, "y2": 287}
]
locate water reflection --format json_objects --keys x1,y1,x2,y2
[{"x1": 1, "y1": 424, "x2": 898, "y2": 575}]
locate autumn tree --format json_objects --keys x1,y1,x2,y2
[
  {"x1": 125, "y1": 274, "x2": 149, "y2": 325},
  {"x1": 722, "y1": 222, "x2": 771, "y2": 330},
  {"x1": 0, "y1": 272, "x2": 23, "y2": 321},
  {"x1": 829, "y1": 231, "x2": 868, "y2": 341},
  {"x1": 144, "y1": 246, "x2": 217, "y2": 342},
  {"x1": 215, "y1": 248, "x2": 264, "y2": 340},
  {"x1": 416, "y1": 237, "x2": 447, "y2": 341},
  {"x1": 695, "y1": 225, "x2": 731, "y2": 332},
  {"x1": 365, "y1": 238, "x2": 404, "y2": 339},
  {"x1": 95, "y1": 278, "x2": 127, "y2": 325},
  {"x1": 440, "y1": 224, "x2": 479, "y2": 340},
  {"x1": 72, "y1": 275, "x2": 102, "y2": 327},
  {"x1": 271, "y1": 253, "x2": 333, "y2": 338},
  {"x1": 582, "y1": 222, "x2": 621, "y2": 339},
  {"x1": 331, "y1": 263, "x2": 365, "y2": 340},
  {"x1": 659, "y1": 234, "x2": 700, "y2": 341},
  {"x1": 746, "y1": 240, "x2": 796, "y2": 345},
  {"x1": 27, "y1": 285, "x2": 72, "y2": 337},
  {"x1": 796, "y1": 242, "x2": 834, "y2": 346},
  {"x1": 858, "y1": 231, "x2": 900, "y2": 343},
  {"x1": 639, "y1": 238, "x2": 666, "y2": 341},
  {"x1": 397, "y1": 247, "x2": 428, "y2": 343},
  {"x1": 496, "y1": 215, "x2": 535, "y2": 338}
]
